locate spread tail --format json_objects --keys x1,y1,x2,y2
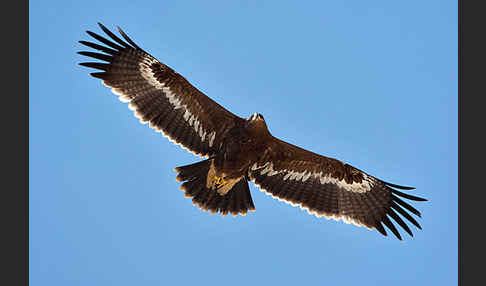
[{"x1": 174, "y1": 159, "x2": 256, "y2": 216}]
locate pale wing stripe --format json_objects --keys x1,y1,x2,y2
[
  {"x1": 250, "y1": 162, "x2": 374, "y2": 193},
  {"x1": 136, "y1": 56, "x2": 218, "y2": 147}
]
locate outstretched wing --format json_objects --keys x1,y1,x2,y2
[
  {"x1": 78, "y1": 23, "x2": 243, "y2": 158},
  {"x1": 248, "y1": 137, "x2": 427, "y2": 240}
]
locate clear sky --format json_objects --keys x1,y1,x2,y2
[{"x1": 30, "y1": 1, "x2": 457, "y2": 285}]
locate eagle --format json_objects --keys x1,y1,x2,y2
[{"x1": 78, "y1": 23, "x2": 427, "y2": 240}]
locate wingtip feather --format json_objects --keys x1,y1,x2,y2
[{"x1": 97, "y1": 22, "x2": 107, "y2": 30}]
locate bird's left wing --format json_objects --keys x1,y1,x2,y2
[
  {"x1": 248, "y1": 137, "x2": 427, "y2": 240},
  {"x1": 78, "y1": 23, "x2": 243, "y2": 158}
]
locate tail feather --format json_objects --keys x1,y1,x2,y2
[{"x1": 174, "y1": 160, "x2": 256, "y2": 216}]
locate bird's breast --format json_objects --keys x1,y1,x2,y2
[{"x1": 215, "y1": 128, "x2": 267, "y2": 177}]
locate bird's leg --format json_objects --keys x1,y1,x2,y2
[
  {"x1": 206, "y1": 159, "x2": 241, "y2": 195},
  {"x1": 207, "y1": 160, "x2": 228, "y2": 190}
]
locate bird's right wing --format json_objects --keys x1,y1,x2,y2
[
  {"x1": 248, "y1": 137, "x2": 427, "y2": 240},
  {"x1": 78, "y1": 23, "x2": 243, "y2": 158}
]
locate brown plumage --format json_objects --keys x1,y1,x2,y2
[{"x1": 78, "y1": 23, "x2": 427, "y2": 240}]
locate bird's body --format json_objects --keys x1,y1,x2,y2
[
  {"x1": 211, "y1": 115, "x2": 270, "y2": 184},
  {"x1": 78, "y1": 23, "x2": 427, "y2": 240}
]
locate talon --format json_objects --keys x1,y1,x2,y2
[{"x1": 214, "y1": 176, "x2": 227, "y2": 187}]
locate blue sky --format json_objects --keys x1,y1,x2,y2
[{"x1": 30, "y1": 1, "x2": 457, "y2": 285}]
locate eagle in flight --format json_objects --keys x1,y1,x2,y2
[{"x1": 78, "y1": 23, "x2": 427, "y2": 240}]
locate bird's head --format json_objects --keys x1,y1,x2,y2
[
  {"x1": 246, "y1": 112, "x2": 270, "y2": 135},
  {"x1": 248, "y1": 112, "x2": 265, "y2": 122}
]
